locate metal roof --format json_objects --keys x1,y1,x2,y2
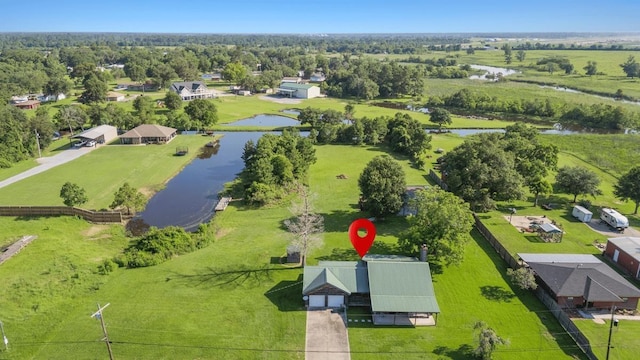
[
  {"x1": 608, "y1": 237, "x2": 640, "y2": 261},
  {"x1": 302, "y1": 261, "x2": 369, "y2": 295},
  {"x1": 367, "y1": 261, "x2": 440, "y2": 313},
  {"x1": 278, "y1": 83, "x2": 316, "y2": 90},
  {"x1": 72, "y1": 125, "x2": 117, "y2": 140},
  {"x1": 539, "y1": 223, "x2": 562, "y2": 233},
  {"x1": 519, "y1": 253, "x2": 600, "y2": 264}
]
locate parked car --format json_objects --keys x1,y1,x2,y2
[
  {"x1": 86, "y1": 140, "x2": 96, "y2": 147},
  {"x1": 73, "y1": 140, "x2": 86, "y2": 147}
]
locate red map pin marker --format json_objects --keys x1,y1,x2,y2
[{"x1": 349, "y1": 218, "x2": 376, "y2": 258}]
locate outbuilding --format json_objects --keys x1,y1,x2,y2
[
  {"x1": 605, "y1": 237, "x2": 640, "y2": 279},
  {"x1": 277, "y1": 83, "x2": 321, "y2": 99},
  {"x1": 572, "y1": 205, "x2": 593, "y2": 223},
  {"x1": 106, "y1": 91, "x2": 126, "y2": 102},
  {"x1": 72, "y1": 125, "x2": 118, "y2": 145}
]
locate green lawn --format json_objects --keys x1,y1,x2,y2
[
  {"x1": 0, "y1": 137, "x2": 592, "y2": 359},
  {"x1": 347, "y1": 231, "x2": 585, "y2": 360},
  {"x1": 0, "y1": 135, "x2": 212, "y2": 209},
  {"x1": 573, "y1": 319, "x2": 640, "y2": 360}
]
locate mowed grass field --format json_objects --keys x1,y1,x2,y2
[
  {"x1": 0, "y1": 136, "x2": 587, "y2": 359},
  {"x1": 574, "y1": 319, "x2": 640, "y2": 360}
]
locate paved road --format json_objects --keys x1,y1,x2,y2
[
  {"x1": 305, "y1": 309, "x2": 350, "y2": 360},
  {"x1": 0, "y1": 235, "x2": 37, "y2": 265},
  {"x1": 0, "y1": 146, "x2": 96, "y2": 190}
]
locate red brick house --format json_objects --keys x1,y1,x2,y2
[
  {"x1": 519, "y1": 253, "x2": 640, "y2": 310},
  {"x1": 13, "y1": 100, "x2": 40, "y2": 110},
  {"x1": 605, "y1": 237, "x2": 640, "y2": 279}
]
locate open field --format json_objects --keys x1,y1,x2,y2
[
  {"x1": 0, "y1": 135, "x2": 590, "y2": 359},
  {"x1": 0, "y1": 135, "x2": 212, "y2": 209}
]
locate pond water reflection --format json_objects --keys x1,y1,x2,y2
[
  {"x1": 131, "y1": 132, "x2": 268, "y2": 233},
  {"x1": 223, "y1": 114, "x2": 299, "y2": 127}
]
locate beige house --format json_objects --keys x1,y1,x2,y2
[
  {"x1": 119, "y1": 124, "x2": 178, "y2": 145},
  {"x1": 106, "y1": 91, "x2": 126, "y2": 102}
]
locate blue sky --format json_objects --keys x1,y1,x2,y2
[{"x1": 1, "y1": 0, "x2": 639, "y2": 33}]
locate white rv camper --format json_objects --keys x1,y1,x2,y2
[
  {"x1": 572, "y1": 205, "x2": 593, "y2": 223},
  {"x1": 600, "y1": 208, "x2": 629, "y2": 232}
]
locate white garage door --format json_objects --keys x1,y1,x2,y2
[
  {"x1": 327, "y1": 295, "x2": 344, "y2": 308},
  {"x1": 309, "y1": 295, "x2": 325, "y2": 307}
]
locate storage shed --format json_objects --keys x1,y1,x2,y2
[
  {"x1": 537, "y1": 223, "x2": 563, "y2": 243},
  {"x1": 605, "y1": 237, "x2": 640, "y2": 279},
  {"x1": 572, "y1": 205, "x2": 593, "y2": 223}
]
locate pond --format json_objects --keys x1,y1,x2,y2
[
  {"x1": 223, "y1": 114, "x2": 299, "y2": 127},
  {"x1": 429, "y1": 126, "x2": 621, "y2": 137},
  {"x1": 132, "y1": 132, "x2": 269, "y2": 233},
  {"x1": 540, "y1": 85, "x2": 640, "y2": 107},
  {"x1": 468, "y1": 64, "x2": 519, "y2": 80}
]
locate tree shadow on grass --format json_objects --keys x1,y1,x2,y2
[
  {"x1": 315, "y1": 241, "x2": 406, "y2": 262},
  {"x1": 169, "y1": 265, "x2": 298, "y2": 290},
  {"x1": 480, "y1": 285, "x2": 516, "y2": 303},
  {"x1": 432, "y1": 344, "x2": 474, "y2": 360},
  {"x1": 264, "y1": 274, "x2": 305, "y2": 312}
]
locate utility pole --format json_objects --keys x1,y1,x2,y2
[
  {"x1": 0, "y1": 320, "x2": 8, "y2": 351},
  {"x1": 34, "y1": 129, "x2": 42, "y2": 158},
  {"x1": 606, "y1": 305, "x2": 617, "y2": 360},
  {"x1": 91, "y1": 303, "x2": 114, "y2": 360}
]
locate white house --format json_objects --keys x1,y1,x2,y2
[
  {"x1": 106, "y1": 91, "x2": 126, "y2": 102},
  {"x1": 277, "y1": 83, "x2": 321, "y2": 99},
  {"x1": 310, "y1": 72, "x2": 326, "y2": 82},
  {"x1": 170, "y1": 81, "x2": 217, "y2": 100}
]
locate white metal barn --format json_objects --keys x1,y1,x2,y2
[{"x1": 277, "y1": 83, "x2": 321, "y2": 99}]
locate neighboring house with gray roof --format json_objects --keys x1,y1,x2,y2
[
  {"x1": 605, "y1": 237, "x2": 640, "y2": 279},
  {"x1": 170, "y1": 81, "x2": 217, "y2": 100},
  {"x1": 119, "y1": 124, "x2": 177, "y2": 144},
  {"x1": 519, "y1": 253, "x2": 640, "y2": 310},
  {"x1": 302, "y1": 255, "x2": 440, "y2": 326}
]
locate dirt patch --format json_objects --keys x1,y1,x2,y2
[
  {"x1": 505, "y1": 215, "x2": 554, "y2": 232},
  {"x1": 82, "y1": 225, "x2": 110, "y2": 237},
  {"x1": 138, "y1": 186, "x2": 155, "y2": 198},
  {"x1": 259, "y1": 95, "x2": 302, "y2": 104}
]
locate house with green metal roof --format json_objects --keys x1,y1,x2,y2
[{"x1": 302, "y1": 255, "x2": 440, "y2": 326}]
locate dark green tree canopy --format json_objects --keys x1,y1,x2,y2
[
  {"x1": 554, "y1": 166, "x2": 602, "y2": 202},
  {"x1": 184, "y1": 99, "x2": 218, "y2": 129},
  {"x1": 59, "y1": 182, "x2": 88, "y2": 207},
  {"x1": 442, "y1": 133, "x2": 524, "y2": 211},
  {"x1": 398, "y1": 187, "x2": 473, "y2": 266},
  {"x1": 164, "y1": 91, "x2": 183, "y2": 111},
  {"x1": 614, "y1": 166, "x2": 640, "y2": 214},
  {"x1": 358, "y1": 155, "x2": 406, "y2": 218},
  {"x1": 429, "y1": 108, "x2": 452, "y2": 130},
  {"x1": 80, "y1": 73, "x2": 108, "y2": 103},
  {"x1": 110, "y1": 182, "x2": 147, "y2": 215}
]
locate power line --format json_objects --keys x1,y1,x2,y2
[{"x1": 91, "y1": 303, "x2": 114, "y2": 360}]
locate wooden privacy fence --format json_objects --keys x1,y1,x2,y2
[
  {"x1": 428, "y1": 170, "x2": 448, "y2": 191},
  {"x1": 472, "y1": 213, "x2": 597, "y2": 360},
  {"x1": 472, "y1": 214, "x2": 519, "y2": 269},
  {"x1": 0, "y1": 206, "x2": 122, "y2": 223}
]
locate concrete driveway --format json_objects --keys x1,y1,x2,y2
[
  {"x1": 305, "y1": 309, "x2": 350, "y2": 360},
  {"x1": 584, "y1": 219, "x2": 640, "y2": 238},
  {"x1": 0, "y1": 146, "x2": 96, "y2": 190}
]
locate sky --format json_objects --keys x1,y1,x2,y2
[{"x1": 1, "y1": 0, "x2": 639, "y2": 33}]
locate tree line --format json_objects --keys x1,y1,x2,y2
[
  {"x1": 297, "y1": 107, "x2": 431, "y2": 167},
  {"x1": 428, "y1": 88, "x2": 640, "y2": 130}
]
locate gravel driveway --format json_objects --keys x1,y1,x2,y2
[{"x1": 584, "y1": 219, "x2": 640, "y2": 237}]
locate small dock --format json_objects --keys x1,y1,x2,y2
[{"x1": 214, "y1": 197, "x2": 232, "y2": 211}]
